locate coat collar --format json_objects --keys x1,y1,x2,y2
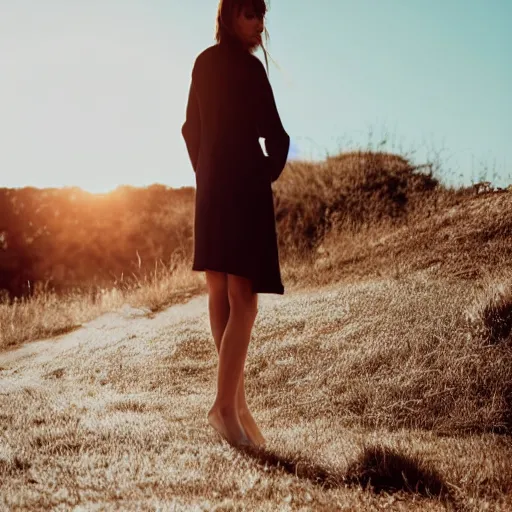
[{"x1": 218, "y1": 34, "x2": 250, "y2": 55}]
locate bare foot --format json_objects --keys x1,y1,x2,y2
[
  {"x1": 238, "y1": 407, "x2": 266, "y2": 447},
  {"x1": 207, "y1": 406, "x2": 254, "y2": 447}
]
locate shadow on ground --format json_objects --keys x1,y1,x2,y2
[{"x1": 240, "y1": 443, "x2": 456, "y2": 505}]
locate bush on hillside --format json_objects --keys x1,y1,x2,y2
[{"x1": 273, "y1": 151, "x2": 440, "y2": 257}]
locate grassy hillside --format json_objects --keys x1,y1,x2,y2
[{"x1": 1, "y1": 150, "x2": 511, "y2": 509}]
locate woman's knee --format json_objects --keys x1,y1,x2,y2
[
  {"x1": 227, "y1": 274, "x2": 258, "y2": 314},
  {"x1": 205, "y1": 270, "x2": 228, "y2": 295}
]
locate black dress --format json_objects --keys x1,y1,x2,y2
[{"x1": 181, "y1": 38, "x2": 290, "y2": 294}]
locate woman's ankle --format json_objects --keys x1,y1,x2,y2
[{"x1": 210, "y1": 402, "x2": 238, "y2": 415}]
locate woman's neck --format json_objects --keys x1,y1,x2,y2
[{"x1": 219, "y1": 33, "x2": 251, "y2": 53}]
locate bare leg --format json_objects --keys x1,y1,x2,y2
[
  {"x1": 205, "y1": 270, "x2": 230, "y2": 354},
  {"x1": 205, "y1": 271, "x2": 263, "y2": 447},
  {"x1": 205, "y1": 271, "x2": 265, "y2": 446},
  {"x1": 236, "y1": 369, "x2": 266, "y2": 446}
]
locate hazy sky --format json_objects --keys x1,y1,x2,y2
[{"x1": 1, "y1": 0, "x2": 510, "y2": 193}]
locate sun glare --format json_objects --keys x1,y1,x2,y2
[{"x1": 1, "y1": 4, "x2": 193, "y2": 192}]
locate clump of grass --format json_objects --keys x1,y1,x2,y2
[
  {"x1": 344, "y1": 444, "x2": 449, "y2": 499},
  {"x1": 0, "y1": 292, "x2": 83, "y2": 351},
  {"x1": 468, "y1": 280, "x2": 512, "y2": 345},
  {"x1": 0, "y1": 456, "x2": 31, "y2": 478}
]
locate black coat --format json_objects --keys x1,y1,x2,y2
[{"x1": 181, "y1": 39, "x2": 290, "y2": 294}]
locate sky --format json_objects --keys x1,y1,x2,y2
[{"x1": 1, "y1": 0, "x2": 510, "y2": 193}]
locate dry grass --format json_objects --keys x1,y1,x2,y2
[
  {"x1": 273, "y1": 151, "x2": 443, "y2": 259},
  {"x1": 285, "y1": 189, "x2": 512, "y2": 290},
  {"x1": 0, "y1": 255, "x2": 206, "y2": 352},
  {"x1": 467, "y1": 277, "x2": 512, "y2": 346},
  {"x1": 1, "y1": 276, "x2": 511, "y2": 510}
]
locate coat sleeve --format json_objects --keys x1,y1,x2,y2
[
  {"x1": 181, "y1": 71, "x2": 201, "y2": 173},
  {"x1": 254, "y1": 59, "x2": 290, "y2": 183}
]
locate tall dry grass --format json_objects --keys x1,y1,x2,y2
[{"x1": 0, "y1": 254, "x2": 205, "y2": 352}]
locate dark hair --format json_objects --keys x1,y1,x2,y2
[{"x1": 215, "y1": 0, "x2": 271, "y2": 74}]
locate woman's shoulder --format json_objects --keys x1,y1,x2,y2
[
  {"x1": 191, "y1": 44, "x2": 266, "y2": 80},
  {"x1": 193, "y1": 44, "x2": 220, "y2": 68},
  {"x1": 198, "y1": 43, "x2": 220, "y2": 59},
  {"x1": 247, "y1": 54, "x2": 267, "y2": 74}
]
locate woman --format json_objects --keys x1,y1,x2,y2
[{"x1": 181, "y1": 0, "x2": 290, "y2": 448}]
